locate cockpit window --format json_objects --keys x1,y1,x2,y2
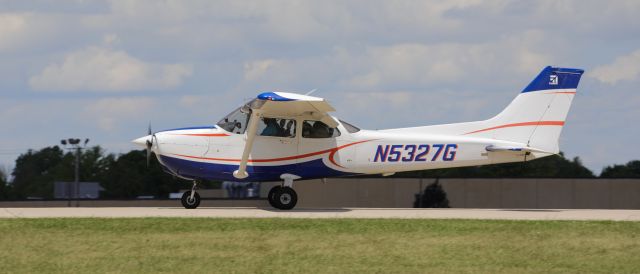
[
  {"x1": 257, "y1": 117, "x2": 296, "y2": 138},
  {"x1": 302, "y1": 120, "x2": 340, "y2": 138},
  {"x1": 339, "y1": 119, "x2": 361, "y2": 133},
  {"x1": 217, "y1": 107, "x2": 250, "y2": 134}
]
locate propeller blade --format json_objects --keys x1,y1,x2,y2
[
  {"x1": 146, "y1": 140, "x2": 152, "y2": 167},
  {"x1": 146, "y1": 124, "x2": 153, "y2": 167}
]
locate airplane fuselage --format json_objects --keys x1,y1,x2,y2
[{"x1": 150, "y1": 120, "x2": 533, "y2": 182}]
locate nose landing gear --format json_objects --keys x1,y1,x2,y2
[{"x1": 181, "y1": 181, "x2": 201, "y2": 209}]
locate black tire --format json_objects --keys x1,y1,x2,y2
[
  {"x1": 274, "y1": 187, "x2": 297, "y2": 210},
  {"x1": 181, "y1": 191, "x2": 201, "y2": 209},
  {"x1": 268, "y1": 186, "x2": 282, "y2": 209}
]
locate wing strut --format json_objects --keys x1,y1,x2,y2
[{"x1": 233, "y1": 111, "x2": 261, "y2": 179}]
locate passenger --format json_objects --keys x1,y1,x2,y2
[
  {"x1": 312, "y1": 122, "x2": 330, "y2": 138},
  {"x1": 302, "y1": 121, "x2": 313, "y2": 137},
  {"x1": 261, "y1": 118, "x2": 280, "y2": 136},
  {"x1": 276, "y1": 119, "x2": 289, "y2": 137},
  {"x1": 283, "y1": 120, "x2": 295, "y2": 137}
]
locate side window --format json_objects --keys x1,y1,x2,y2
[
  {"x1": 257, "y1": 117, "x2": 296, "y2": 138},
  {"x1": 302, "y1": 120, "x2": 341, "y2": 138}
]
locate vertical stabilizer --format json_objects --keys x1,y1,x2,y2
[{"x1": 475, "y1": 66, "x2": 584, "y2": 153}]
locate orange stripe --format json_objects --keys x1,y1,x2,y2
[
  {"x1": 171, "y1": 139, "x2": 374, "y2": 164},
  {"x1": 464, "y1": 121, "x2": 565, "y2": 135}
]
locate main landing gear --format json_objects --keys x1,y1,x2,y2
[
  {"x1": 180, "y1": 176, "x2": 300, "y2": 210},
  {"x1": 181, "y1": 181, "x2": 201, "y2": 209},
  {"x1": 267, "y1": 174, "x2": 299, "y2": 210},
  {"x1": 268, "y1": 186, "x2": 298, "y2": 210}
]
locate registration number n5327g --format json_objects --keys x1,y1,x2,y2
[{"x1": 373, "y1": 144, "x2": 457, "y2": 162}]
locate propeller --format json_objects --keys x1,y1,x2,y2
[{"x1": 146, "y1": 124, "x2": 155, "y2": 167}]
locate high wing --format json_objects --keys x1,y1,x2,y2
[
  {"x1": 233, "y1": 91, "x2": 337, "y2": 179},
  {"x1": 250, "y1": 92, "x2": 337, "y2": 126}
]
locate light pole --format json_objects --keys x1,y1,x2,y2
[{"x1": 60, "y1": 138, "x2": 90, "y2": 207}]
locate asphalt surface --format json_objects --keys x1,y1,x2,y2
[{"x1": 2, "y1": 207, "x2": 640, "y2": 221}]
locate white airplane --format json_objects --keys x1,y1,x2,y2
[{"x1": 133, "y1": 66, "x2": 583, "y2": 210}]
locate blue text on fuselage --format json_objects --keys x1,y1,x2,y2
[{"x1": 373, "y1": 144, "x2": 457, "y2": 162}]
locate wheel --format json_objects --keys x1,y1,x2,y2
[
  {"x1": 267, "y1": 186, "x2": 282, "y2": 208},
  {"x1": 274, "y1": 187, "x2": 297, "y2": 210},
  {"x1": 181, "y1": 191, "x2": 201, "y2": 209}
]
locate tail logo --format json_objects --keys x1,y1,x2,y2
[{"x1": 549, "y1": 74, "x2": 558, "y2": 85}]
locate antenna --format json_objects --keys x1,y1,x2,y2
[{"x1": 305, "y1": 89, "x2": 317, "y2": 96}]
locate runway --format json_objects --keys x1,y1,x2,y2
[{"x1": 2, "y1": 207, "x2": 640, "y2": 221}]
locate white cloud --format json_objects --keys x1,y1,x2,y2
[
  {"x1": 348, "y1": 30, "x2": 550, "y2": 89},
  {"x1": 239, "y1": 30, "x2": 551, "y2": 92},
  {"x1": 243, "y1": 59, "x2": 280, "y2": 82},
  {"x1": 84, "y1": 97, "x2": 155, "y2": 132},
  {"x1": 29, "y1": 47, "x2": 192, "y2": 92},
  {"x1": 0, "y1": 14, "x2": 27, "y2": 51},
  {"x1": 589, "y1": 49, "x2": 640, "y2": 84}
]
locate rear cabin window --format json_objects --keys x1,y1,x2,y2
[
  {"x1": 339, "y1": 120, "x2": 361, "y2": 133},
  {"x1": 302, "y1": 120, "x2": 341, "y2": 138}
]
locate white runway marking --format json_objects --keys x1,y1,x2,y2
[{"x1": 2, "y1": 207, "x2": 640, "y2": 221}]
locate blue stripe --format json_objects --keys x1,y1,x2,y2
[
  {"x1": 522, "y1": 66, "x2": 584, "y2": 93},
  {"x1": 257, "y1": 91, "x2": 296, "y2": 101},
  {"x1": 159, "y1": 155, "x2": 358, "y2": 182}
]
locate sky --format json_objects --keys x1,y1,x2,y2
[{"x1": 0, "y1": 0, "x2": 639, "y2": 175}]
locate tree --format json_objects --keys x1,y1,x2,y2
[
  {"x1": 7, "y1": 146, "x2": 198, "y2": 200},
  {"x1": 600, "y1": 160, "x2": 640, "y2": 178},
  {"x1": 414, "y1": 178, "x2": 450, "y2": 208},
  {"x1": 98, "y1": 150, "x2": 185, "y2": 199},
  {"x1": 11, "y1": 146, "x2": 69, "y2": 199},
  {"x1": 0, "y1": 167, "x2": 9, "y2": 200}
]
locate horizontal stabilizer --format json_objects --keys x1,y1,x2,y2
[{"x1": 485, "y1": 145, "x2": 552, "y2": 154}]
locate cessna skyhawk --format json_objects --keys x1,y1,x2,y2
[{"x1": 133, "y1": 66, "x2": 584, "y2": 210}]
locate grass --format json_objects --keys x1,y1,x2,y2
[{"x1": 0, "y1": 218, "x2": 639, "y2": 273}]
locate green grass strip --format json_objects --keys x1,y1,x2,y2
[{"x1": 1, "y1": 218, "x2": 639, "y2": 273}]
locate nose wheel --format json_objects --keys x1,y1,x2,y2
[
  {"x1": 268, "y1": 186, "x2": 297, "y2": 210},
  {"x1": 181, "y1": 181, "x2": 201, "y2": 209}
]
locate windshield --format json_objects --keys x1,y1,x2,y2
[
  {"x1": 217, "y1": 107, "x2": 250, "y2": 134},
  {"x1": 339, "y1": 119, "x2": 361, "y2": 133}
]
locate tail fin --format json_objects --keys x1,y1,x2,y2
[
  {"x1": 473, "y1": 66, "x2": 584, "y2": 153},
  {"x1": 382, "y1": 66, "x2": 584, "y2": 154}
]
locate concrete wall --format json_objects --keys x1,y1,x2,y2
[
  {"x1": 1, "y1": 178, "x2": 638, "y2": 209},
  {"x1": 0, "y1": 199, "x2": 267, "y2": 208},
  {"x1": 265, "y1": 178, "x2": 640, "y2": 209}
]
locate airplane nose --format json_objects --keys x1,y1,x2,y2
[{"x1": 132, "y1": 135, "x2": 151, "y2": 148}]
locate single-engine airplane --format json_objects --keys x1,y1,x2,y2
[{"x1": 133, "y1": 66, "x2": 583, "y2": 210}]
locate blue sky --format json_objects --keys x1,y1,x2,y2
[{"x1": 0, "y1": 0, "x2": 639, "y2": 174}]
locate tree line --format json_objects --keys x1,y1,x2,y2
[{"x1": 0, "y1": 146, "x2": 639, "y2": 200}]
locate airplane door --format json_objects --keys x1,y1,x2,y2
[
  {"x1": 297, "y1": 120, "x2": 352, "y2": 177},
  {"x1": 250, "y1": 117, "x2": 299, "y2": 179}
]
